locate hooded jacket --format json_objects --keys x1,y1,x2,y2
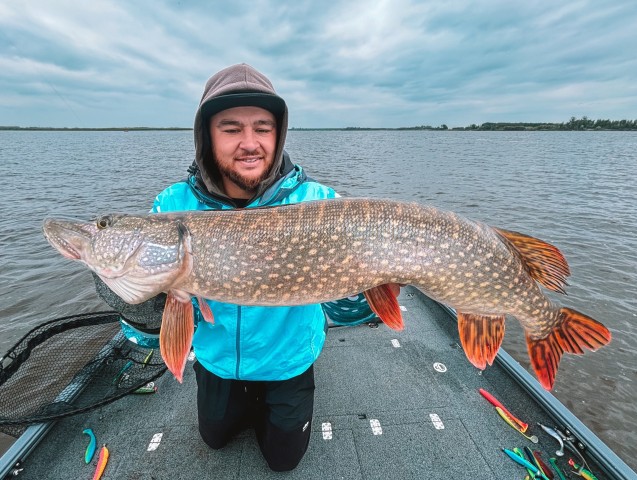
[{"x1": 152, "y1": 64, "x2": 338, "y2": 380}]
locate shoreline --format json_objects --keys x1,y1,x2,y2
[{"x1": 2, "y1": 126, "x2": 637, "y2": 132}]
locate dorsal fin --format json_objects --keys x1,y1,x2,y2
[{"x1": 493, "y1": 227, "x2": 570, "y2": 294}]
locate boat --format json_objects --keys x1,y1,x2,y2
[{"x1": 1, "y1": 287, "x2": 635, "y2": 479}]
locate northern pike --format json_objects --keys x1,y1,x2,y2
[{"x1": 42, "y1": 198, "x2": 611, "y2": 389}]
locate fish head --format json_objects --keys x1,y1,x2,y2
[{"x1": 43, "y1": 214, "x2": 191, "y2": 304}]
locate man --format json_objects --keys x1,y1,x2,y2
[{"x1": 95, "y1": 63, "x2": 377, "y2": 471}]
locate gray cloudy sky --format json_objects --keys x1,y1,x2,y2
[{"x1": 1, "y1": 0, "x2": 636, "y2": 128}]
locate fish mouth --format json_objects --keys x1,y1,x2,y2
[{"x1": 43, "y1": 218, "x2": 93, "y2": 261}]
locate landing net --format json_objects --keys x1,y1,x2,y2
[{"x1": 0, "y1": 312, "x2": 166, "y2": 438}]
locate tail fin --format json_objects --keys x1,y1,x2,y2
[
  {"x1": 526, "y1": 307, "x2": 611, "y2": 390},
  {"x1": 160, "y1": 292, "x2": 195, "y2": 383}
]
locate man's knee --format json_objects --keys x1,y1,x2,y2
[
  {"x1": 259, "y1": 419, "x2": 312, "y2": 471},
  {"x1": 198, "y1": 419, "x2": 229, "y2": 450}
]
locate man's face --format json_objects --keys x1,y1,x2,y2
[{"x1": 209, "y1": 106, "x2": 277, "y2": 199}]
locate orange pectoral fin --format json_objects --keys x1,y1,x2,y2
[
  {"x1": 363, "y1": 283, "x2": 404, "y2": 330},
  {"x1": 196, "y1": 296, "x2": 214, "y2": 324},
  {"x1": 160, "y1": 291, "x2": 194, "y2": 383},
  {"x1": 457, "y1": 313, "x2": 505, "y2": 369},
  {"x1": 527, "y1": 307, "x2": 611, "y2": 390}
]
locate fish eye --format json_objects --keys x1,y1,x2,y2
[{"x1": 96, "y1": 215, "x2": 112, "y2": 229}]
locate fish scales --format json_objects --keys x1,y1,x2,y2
[
  {"x1": 42, "y1": 197, "x2": 612, "y2": 389},
  {"x1": 178, "y1": 199, "x2": 548, "y2": 333}
]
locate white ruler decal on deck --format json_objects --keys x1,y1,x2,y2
[
  {"x1": 147, "y1": 432, "x2": 164, "y2": 451},
  {"x1": 391, "y1": 339, "x2": 401, "y2": 348},
  {"x1": 429, "y1": 413, "x2": 445, "y2": 430},
  {"x1": 322, "y1": 422, "x2": 333, "y2": 440},
  {"x1": 370, "y1": 419, "x2": 383, "y2": 435}
]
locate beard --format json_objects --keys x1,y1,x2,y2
[{"x1": 213, "y1": 154, "x2": 274, "y2": 194}]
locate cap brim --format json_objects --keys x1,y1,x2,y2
[{"x1": 201, "y1": 92, "x2": 286, "y2": 123}]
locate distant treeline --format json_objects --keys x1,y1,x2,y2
[
  {"x1": 3, "y1": 117, "x2": 636, "y2": 132},
  {"x1": 293, "y1": 117, "x2": 637, "y2": 131},
  {"x1": 0, "y1": 126, "x2": 190, "y2": 131},
  {"x1": 458, "y1": 117, "x2": 637, "y2": 131}
]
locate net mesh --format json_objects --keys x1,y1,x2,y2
[{"x1": 0, "y1": 312, "x2": 166, "y2": 438}]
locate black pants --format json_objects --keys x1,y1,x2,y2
[{"x1": 194, "y1": 362, "x2": 315, "y2": 471}]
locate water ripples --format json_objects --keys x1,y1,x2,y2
[{"x1": 1, "y1": 129, "x2": 636, "y2": 468}]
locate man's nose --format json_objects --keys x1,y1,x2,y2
[{"x1": 239, "y1": 130, "x2": 258, "y2": 151}]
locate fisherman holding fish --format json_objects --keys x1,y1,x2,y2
[
  {"x1": 90, "y1": 63, "x2": 375, "y2": 471},
  {"x1": 44, "y1": 63, "x2": 613, "y2": 473}
]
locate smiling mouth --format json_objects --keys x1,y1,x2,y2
[{"x1": 236, "y1": 156, "x2": 262, "y2": 164}]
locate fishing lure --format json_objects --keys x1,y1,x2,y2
[
  {"x1": 82, "y1": 428, "x2": 96, "y2": 464},
  {"x1": 569, "y1": 459, "x2": 598, "y2": 480},
  {"x1": 133, "y1": 381, "x2": 158, "y2": 394},
  {"x1": 142, "y1": 349, "x2": 154, "y2": 368},
  {"x1": 527, "y1": 449, "x2": 554, "y2": 480},
  {"x1": 514, "y1": 447, "x2": 536, "y2": 478},
  {"x1": 92, "y1": 444, "x2": 109, "y2": 480},
  {"x1": 538, "y1": 423, "x2": 565, "y2": 456},
  {"x1": 496, "y1": 407, "x2": 538, "y2": 442},
  {"x1": 553, "y1": 426, "x2": 590, "y2": 474},
  {"x1": 502, "y1": 448, "x2": 550, "y2": 480},
  {"x1": 112, "y1": 360, "x2": 133, "y2": 386},
  {"x1": 549, "y1": 458, "x2": 568, "y2": 480},
  {"x1": 480, "y1": 388, "x2": 529, "y2": 432}
]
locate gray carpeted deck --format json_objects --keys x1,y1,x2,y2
[{"x1": 13, "y1": 288, "x2": 610, "y2": 479}]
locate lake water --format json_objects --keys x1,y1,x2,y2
[{"x1": 1, "y1": 130, "x2": 635, "y2": 469}]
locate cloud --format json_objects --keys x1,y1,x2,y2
[{"x1": 0, "y1": 0, "x2": 636, "y2": 127}]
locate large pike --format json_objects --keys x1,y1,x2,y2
[{"x1": 42, "y1": 198, "x2": 611, "y2": 389}]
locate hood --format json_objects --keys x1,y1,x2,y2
[{"x1": 193, "y1": 63, "x2": 289, "y2": 200}]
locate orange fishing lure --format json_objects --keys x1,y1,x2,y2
[{"x1": 92, "y1": 444, "x2": 109, "y2": 480}]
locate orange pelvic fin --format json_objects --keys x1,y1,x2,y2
[
  {"x1": 197, "y1": 296, "x2": 214, "y2": 324},
  {"x1": 159, "y1": 291, "x2": 195, "y2": 383},
  {"x1": 493, "y1": 227, "x2": 570, "y2": 294},
  {"x1": 363, "y1": 283, "x2": 404, "y2": 330},
  {"x1": 457, "y1": 313, "x2": 505, "y2": 369},
  {"x1": 527, "y1": 307, "x2": 611, "y2": 390}
]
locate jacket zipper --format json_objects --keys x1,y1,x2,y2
[{"x1": 235, "y1": 305, "x2": 242, "y2": 378}]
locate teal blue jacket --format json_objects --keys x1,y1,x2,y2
[{"x1": 152, "y1": 164, "x2": 338, "y2": 381}]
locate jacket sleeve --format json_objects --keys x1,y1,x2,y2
[{"x1": 92, "y1": 272, "x2": 165, "y2": 333}]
